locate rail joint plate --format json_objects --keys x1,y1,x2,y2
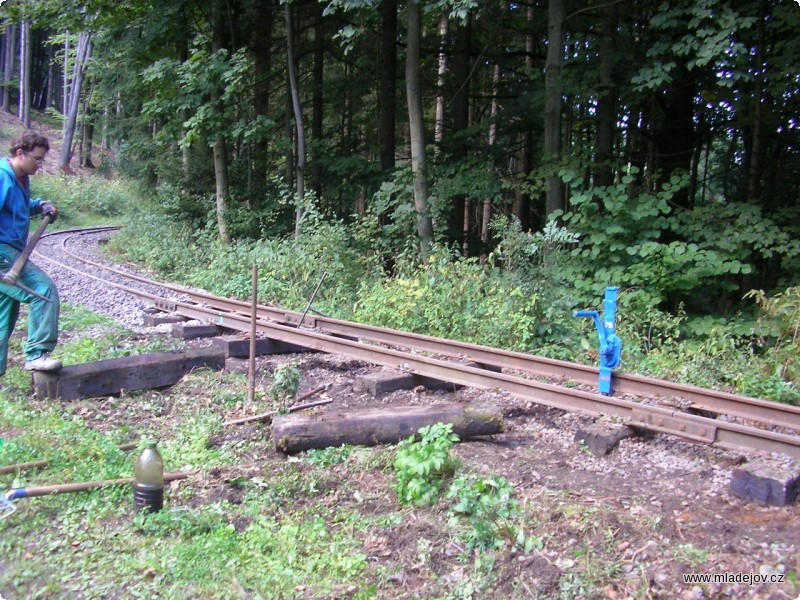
[
  {"x1": 153, "y1": 299, "x2": 178, "y2": 312},
  {"x1": 630, "y1": 408, "x2": 717, "y2": 443}
]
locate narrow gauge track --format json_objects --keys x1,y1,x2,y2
[{"x1": 34, "y1": 226, "x2": 800, "y2": 459}]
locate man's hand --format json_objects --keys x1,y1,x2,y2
[{"x1": 41, "y1": 201, "x2": 58, "y2": 223}]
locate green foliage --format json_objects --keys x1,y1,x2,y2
[
  {"x1": 105, "y1": 207, "x2": 200, "y2": 277},
  {"x1": 559, "y1": 168, "x2": 799, "y2": 310},
  {"x1": 368, "y1": 167, "x2": 423, "y2": 265},
  {"x1": 140, "y1": 46, "x2": 271, "y2": 150},
  {"x1": 268, "y1": 362, "x2": 301, "y2": 411},
  {"x1": 58, "y1": 303, "x2": 115, "y2": 331},
  {"x1": 107, "y1": 194, "x2": 377, "y2": 316},
  {"x1": 670, "y1": 543, "x2": 711, "y2": 568},
  {"x1": 31, "y1": 173, "x2": 136, "y2": 226},
  {"x1": 632, "y1": 0, "x2": 755, "y2": 91},
  {"x1": 353, "y1": 239, "x2": 577, "y2": 353},
  {"x1": 393, "y1": 423, "x2": 460, "y2": 507},
  {"x1": 0, "y1": 400, "x2": 131, "y2": 485},
  {"x1": 58, "y1": 331, "x2": 176, "y2": 366},
  {"x1": 446, "y1": 474, "x2": 529, "y2": 551},
  {"x1": 639, "y1": 330, "x2": 799, "y2": 405},
  {"x1": 303, "y1": 445, "x2": 356, "y2": 467},
  {"x1": 746, "y1": 286, "x2": 800, "y2": 383}
]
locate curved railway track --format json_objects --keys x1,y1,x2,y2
[{"x1": 34, "y1": 226, "x2": 800, "y2": 460}]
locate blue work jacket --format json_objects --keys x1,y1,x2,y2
[{"x1": 0, "y1": 158, "x2": 44, "y2": 252}]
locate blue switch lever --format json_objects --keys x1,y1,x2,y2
[{"x1": 573, "y1": 286, "x2": 622, "y2": 395}]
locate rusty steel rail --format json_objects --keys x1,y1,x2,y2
[
  {"x1": 151, "y1": 292, "x2": 800, "y2": 433},
  {"x1": 153, "y1": 297, "x2": 800, "y2": 459},
  {"x1": 38, "y1": 227, "x2": 800, "y2": 458}
]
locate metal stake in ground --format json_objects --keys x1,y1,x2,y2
[
  {"x1": 299, "y1": 271, "x2": 327, "y2": 327},
  {"x1": 248, "y1": 264, "x2": 258, "y2": 404}
]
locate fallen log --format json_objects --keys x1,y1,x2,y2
[{"x1": 272, "y1": 403, "x2": 503, "y2": 454}]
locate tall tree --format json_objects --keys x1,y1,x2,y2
[
  {"x1": 59, "y1": 30, "x2": 91, "y2": 171},
  {"x1": 1, "y1": 23, "x2": 16, "y2": 112},
  {"x1": 543, "y1": 0, "x2": 564, "y2": 217},
  {"x1": 211, "y1": 0, "x2": 230, "y2": 242},
  {"x1": 593, "y1": 1, "x2": 618, "y2": 189},
  {"x1": 434, "y1": 13, "x2": 448, "y2": 151},
  {"x1": 377, "y1": 0, "x2": 397, "y2": 172},
  {"x1": 406, "y1": 0, "x2": 433, "y2": 259},
  {"x1": 285, "y1": 0, "x2": 306, "y2": 237},
  {"x1": 18, "y1": 19, "x2": 30, "y2": 127}
]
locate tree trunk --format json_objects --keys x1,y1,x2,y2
[
  {"x1": 544, "y1": 0, "x2": 565, "y2": 217},
  {"x1": 434, "y1": 14, "x2": 448, "y2": 151},
  {"x1": 405, "y1": 0, "x2": 433, "y2": 260},
  {"x1": 44, "y1": 43, "x2": 54, "y2": 110},
  {"x1": 462, "y1": 197, "x2": 470, "y2": 256},
  {"x1": 59, "y1": 31, "x2": 92, "y2": 173},
  {"x1": 249, "y1": 0, "x2": 274, "y2": 191},
  {"x1": 377, "y1": 0, "x2": 397, "y2": 172},
  {"x1": 746, "y1": 0, "x2": 766, "y2": 205},
  {"x1": 311, "y1": 2, "x2": 324, "y2": 200},
  {"x1": 81, "y1": 100, "x2": 95, "y2": 168},
  {"x1": 652, "y1": 61, "x2": 695, "y2": 206},
  {"x1": 211, "y1": 0, "x2": 229, "y2": 242},
  {"x1": 285, "y1": 1, "x2": 306, "y2": 238},
  {"x1": 273, "y1": 403, "x2": 504, "y2": 454},
  {"x1": 593, "y1": 2, "x2": 617, "y2": 189},
  {"x1": 62, "y1": 32, "x2": 69, "y2": 115},
  {"x1": 212, "y1": 136, "x2": 230, "y2": 242},
  {"x1": 513, "y1": 3, "x2": 536, "y2": 231},
  {"x1": 19, "y1": 20, "x2": 31, "y2": 127},
  {"x1": 447, "y1": 14, "x2": 472, "y2": 247},
  {"x1": 2, "y1": 24, "x2": 15, "y2": 112},
  {"x1": 480, "y1": 63, "x2": 500, "y2": 264}
]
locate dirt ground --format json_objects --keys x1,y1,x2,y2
[{"x1": 89, "y1": 333, "x2": 800, "y2": 600}]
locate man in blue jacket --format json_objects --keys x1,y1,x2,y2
[{"x1": 0, "y1": 131, "x2": 61, "y2": 375}]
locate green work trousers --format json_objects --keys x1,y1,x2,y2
[{"x1": 0, "y1": 244, "x2": 60, "y2": 376}]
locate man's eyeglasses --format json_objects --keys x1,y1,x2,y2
[{"x1": 25, "y1": 153, "x2": 45, "y2": 164}]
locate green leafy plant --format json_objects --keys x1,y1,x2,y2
[
  {"x1": 746, "y1": 286, "x2": 800, "y2": 383},
  {"x1": 392, "y1": 422, "x2": 460, "y2": 507},
  {"x1": 268, "y1": 361, "x2": 301, "y2": 412},
  {"x1": 670, "y1": 543, "x2": 711, "y2": 567},
  {"x1": 446, "y1": 474, "x2": 538, "y2": 551},
  {"x1": 558, "y1": 168, "x2": 799, "y2": 312},
  {"x1": 304, "y1": 445, "x2": 355, "y2": 467}
]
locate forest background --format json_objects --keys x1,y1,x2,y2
[{"x1": 0, "y1": 0, "x2": 798, "y2": 403}]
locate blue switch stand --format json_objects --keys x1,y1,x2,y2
[{"x1": 574, "y1": 286, "x2": 623, "y2": 395}]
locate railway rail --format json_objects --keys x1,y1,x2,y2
[{"x1": 34, "y1": 226, "x2": 800, "y2": 460}]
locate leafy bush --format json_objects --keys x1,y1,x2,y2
[
  {"x1": 393, "y1": 423, "x2": 460, "y2": 507},
  {"x1": 746, "y1": 286, "x2": 800, "y2": 385},
  {"x1": 353, "y1": 227, "x2": 580, "y2": 353},
  {"x1": 559, "y1": 167, "x2": 800, "y2": 311},
  {"x1": 446, "y1": 474, "x2": 523, "y2": 550},
  {"x1": 32, "y1": 173, "x2": 136, "y2": 224},
  {"x1": 268, "y1": 361, "x2": 300, "y2": 411}
]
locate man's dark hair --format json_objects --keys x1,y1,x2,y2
[{"x1": 10, "y1": 131, "x2": 50, "y2": 155}]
